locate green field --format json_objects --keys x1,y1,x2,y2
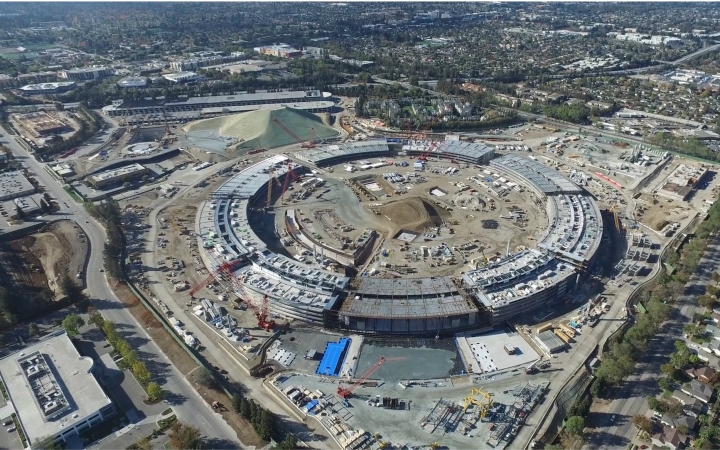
[
  {"x1": 63, "y1": 185, "x2": 82, "y2": 202},
  {"x1": 0, "y1": 44, "x2": 56, "y2": 60}
]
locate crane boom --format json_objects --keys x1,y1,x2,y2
[
  {"x1": 272, "y1": 118, "x2": 316, "y2": 149},
  {"x1": 189, "y1": 259, "x2": 242, "y2": 297},
  {"x1": 337, "y1": 356, "x2": 405, "y2": 398}
]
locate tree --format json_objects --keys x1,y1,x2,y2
[
  {"x1": 131, "y1": 361, "x2": 152, "y2": 385},
  {"x1": 87, "y1": 308, "x2": 104, "y2": 329},
  {"x1": 565, "y1": 416, "x2": 585, "y2": 436},
  {"x1": 33, "y1": 435, "x2": 59, "y2": 450},
  {"x1": 62, "y1": 313, "x2": 85, "y2": 337},
  {"x1": 146, "y1": 382, "x2": 164, "y2": 402},
  {"x1": 196, "y1": 367, "x2": 216, "y2": 389},
  {"x1": 677, "y1": 424, "x2": 689, "y2": 435},
  {"x1": 647, "y1": 396, "x2": 660, "y2": 411},
  {"x1": 661, "y1": 363, "x2": 678, "y2": 378},
  {"x1": 169, "y1": 422, "x2": 204, "y2": 450},
  {"x1": 122, "y1": 182, "x2": 131, "y2": 189},
  {"x1": 59, "y1": 275, "x2": 84, "y2": 303},
  {"x1": 632, "y1": 414, "x2": 652, "y2": 433},
  {"x1": 699, "y1": 295, "x2": 717, "y2": 309},
  {"x1": 684, "y1": 323, "x2": 705, "y2": 338},
  {"x1": 255, "y1": 408, "x2": 274, "y2": 441},
  {"x1": 134, "y1": 436, "x2": 152, "y2": 450},
  {"x1": 123, "y1": 350, "x2": 138, "y2": 367},
  {"x1": 28, "y1": 322, "x2": 39, "y2": 336},
  {"x1": 275, "y1": 434, "x2": 298, "y2": 450},
  {"x1": 115, "y1": 340, "x2": 132, "y2": 358},
  {"x1": 232, "y1": 394, "x2": 243, "y2": 413}
]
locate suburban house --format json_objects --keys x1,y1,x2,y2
[
  {"x1": 680, "y1": 379, "x2": 716, "y2": 404},
  {"x1": 661, "y1": 414, "x2": 698, "y2": 435},
  {"x1": 651, "y1": 427, "x2": 688, "y2": 450},
  {"x1": 704, "y1": 324, "x2": 720, "y2": 340},
  {"x1": 683, "y1": 397, "x2": 709, "y2": 418},
  {"x1": 673, "y1": 390, "x2": 694, "y2": 405},
  {"x1": 686, "y1": 366, "x2": 718, "y2": 384}
]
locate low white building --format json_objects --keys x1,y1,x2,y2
[
  {"x1": 117, "y1": 77, "x2": 148, "y2": 88},
  {"x1": 162, "y1": 71, "x2": 204, "y2": 84},
  {"x1": 0, "y1": 332, "x2": 115, "y2": 447}
]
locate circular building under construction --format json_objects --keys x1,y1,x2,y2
[{"x1": 194, "y1": 140, "x2": 604, "y2": 336}]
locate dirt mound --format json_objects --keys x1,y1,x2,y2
[{"x1": 378, "y1": 197, "x2": 450, "y2": 233}]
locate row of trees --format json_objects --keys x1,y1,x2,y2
[
  {"x1": 84, "y1": 199, "x2": 123, "y2": 279},
  {"x1": 648, "y1": 133, "x2": 720, "y2": 164},
  {"x1": 230, "y1": 393, "x2": 298, "y2": 449},
  {"x1": 591, "y1": 200, "x2": 720, "y2": 398},
  {"x1": 94, "y1": 310, "x2": 164, "y2": 403}
]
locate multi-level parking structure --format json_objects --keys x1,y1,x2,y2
[{"x1": 196, "y1": 145, "x2": 604, "y2": 334}]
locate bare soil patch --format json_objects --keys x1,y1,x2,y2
[
  {"x1": 29, "y1": 220, "x2": 88, "y2": 294},
  {"x1": 187, "y1": 370, "x2": 266, "y2": 448},
  {"x1": 377, "y1": 196, "x2": 450, "y2": 233}
]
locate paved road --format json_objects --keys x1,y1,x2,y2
[
  {"x1": 0, "y1": 135, "x2": 241, "y2": 446},
  {"x1": 137, "y1": 168, "x2": 337, "y2": 449},
  {"x1": 584, "y1": 232, "x2": 720, "y2": 449}
]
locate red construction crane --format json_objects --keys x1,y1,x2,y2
[
  {"x1": 237, "y1": 285, "x2": 275, "y2": 331},
  {"x1": 272, "y1": 118, "x2": 316, "y2": 149},
  {"x1": 281, "y1": 162, "x2": 300, "y2": 204},
  {"x1": 188, "y1": 259, "x2": 243, "y2": 297},
  {"x1": 337, "y1": 356, "x2": 405, "y2": 399}
]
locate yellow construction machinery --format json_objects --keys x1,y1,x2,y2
[{"x1": 462, "y1": 387, "x2": 493, "y2": 419}]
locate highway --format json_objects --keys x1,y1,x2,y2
[
  {"x1": 583, "y1": 232, "x2": 720, "y2": 449},
  {"x1": 0, "y1": 133, "x2": 242, "y2": 446}
]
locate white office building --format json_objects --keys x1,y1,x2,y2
[{"x1": 0, "y1": 332, "x2": 115, "y2": 447}]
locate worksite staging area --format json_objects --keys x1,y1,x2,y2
[{"x1": 271, "y1": 368, "x2": 549, "y2": 449}]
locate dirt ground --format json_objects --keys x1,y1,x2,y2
[
  {"x1": 377, "y1": 196, "x2": 450, "y2": 234},
  {"x1": 2, "y1": 220, "x2": 87, "y2": 298},
  {"x1": 1, "y1": 239, "x2": 48, "y2": 291},
  {"x1": 187, "y1": 370, "x2": 266, "y2": 448},
  {"x1": 9, "y1": 110, "x2": 82, "y2": 148},
  {"x1": 28, "y1": 220, "x2": 88, "y2": 294},
  {"x1": 109, "y1": 279, "x2": 265, "y2": 447}
]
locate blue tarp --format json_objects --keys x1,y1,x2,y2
[
  {"x1": 315, "y1": 338, "x2": 350, "y2": 377},
  {"x1": 305, "y1": 399, "x2": 319, "y2": 414}
]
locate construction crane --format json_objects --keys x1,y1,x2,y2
[
  {"x1": 609, "y1": 204, "x2": 623, "y2": 234},
  {"x1": 237, "y1": 285, "x2": 275, "y2": 331},
  {"x1": 272, "y1": 118, "x2": 316, "y2": 149},
  {"x1": 480, "y1": 248, "x2": 490, "y2": 264},
  {"x1": 281, "y1": 162, "x2": 300, "y2": 204},
  {"x1": 188, "y1": 259, "x2": 243, "y2": 298},
  {"x1": 337, "y1": 356, "x2": 405, "y2": 399},
  {"x1": 266, "y1": 169, "x2": 281, "y2": 208},
  {"x1": 462, "y1": 387, "x2": 493, "y2": 420}
]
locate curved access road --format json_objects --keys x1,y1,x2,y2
[{"x1": 0, "y1": 133, "x2": 241, "y2": 446}]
